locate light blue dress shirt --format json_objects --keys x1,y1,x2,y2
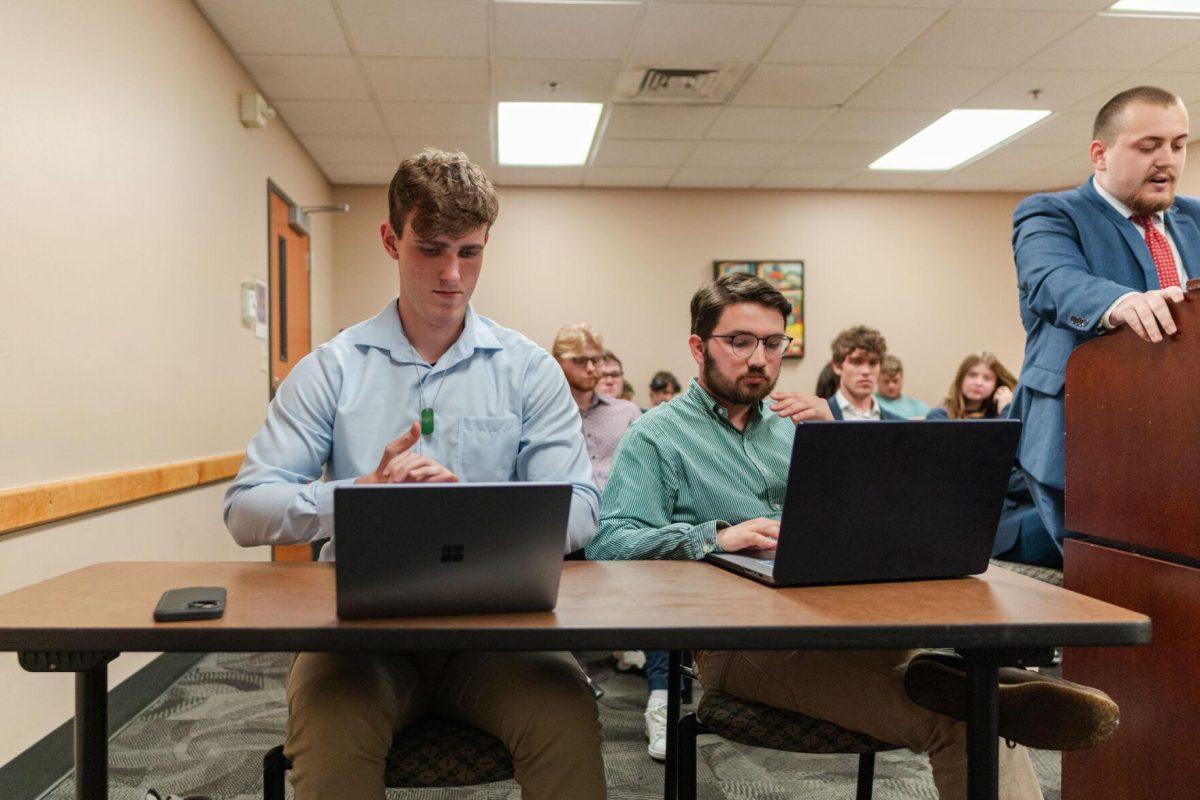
[{"x1": 224, "y1": 298, "x2": 600, "y2": 559}]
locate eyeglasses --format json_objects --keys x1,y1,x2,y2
[
  {"x1": 566, "y1": 355, "x2": 604, "y2": 368},
  {"x1": 705, "y1": 333, "x2": 793, "y2": 359},
  {"x1": 600, "y1": 370, "x2": 623, "y2": 379}
]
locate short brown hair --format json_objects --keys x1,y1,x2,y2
[
  {"x1": 1093, "y1": 86, "x2": 1182, "y2": 143},
  {"x1": 387, "y1": 148, "x2": 499, "y2": 240},
  {"x1": 943, "y1": 352, "x2": 1017, "y2": 420},
  {"x1": 690, "y1": 273, "x2": 792, "y2": 338},
  {"x1": 830, "y1": 325, "x2": 887, "y2": 365},
  {"x1": 881, "y1": 354, "x2": 903, "y2": 377}
]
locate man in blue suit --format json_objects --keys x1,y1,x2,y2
[{"x1": 1012, "y1": 85, "x2": 1196, "y2": 551}]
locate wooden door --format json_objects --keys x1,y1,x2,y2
[{"x1": 268, "y1": 184, "x2": 314, "y2": 563}]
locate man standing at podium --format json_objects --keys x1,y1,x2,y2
[{"x1": 1012, "y1": 85, "x2": 1197, "y2": 554}]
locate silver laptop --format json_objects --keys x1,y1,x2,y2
[
  {"x1": 706, "y1": 420, "x2": 1021, "y2": 587},
  {"x1": 333, "y1": 482, "x2": 572, "y2": 619}
]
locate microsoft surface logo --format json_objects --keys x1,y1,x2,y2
[{"x1": 440, "y1": 544, "x2": 465, "y2": 563}]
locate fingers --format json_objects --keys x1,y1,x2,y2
[
  {"x1": 382, "y1": 422, "x2": 421, "y2": 461},
  {"x1": 1147, "y1": 292, "x2": 1178, "y2": 337},
  {"x1": 408, "y1": 465, "x2": 460, "y2": 483},
  {"x1": 1133, "y1": 299, "x2": 1163, "y2": 342},
  {"x1": 1163, "y1": 285, "x2": 1187, "y2": 304}
]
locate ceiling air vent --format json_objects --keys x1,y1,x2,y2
[{"x1": 637, "y1": 68, "x2": 720, "y2": 100}]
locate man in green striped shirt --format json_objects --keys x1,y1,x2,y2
[{"x1": 587, "y1": 273, "x2": 1044, "y2": 800}]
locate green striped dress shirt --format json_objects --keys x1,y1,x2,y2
[{"x1": 586, "y1": 379, "x2": 795, "y2": 561}]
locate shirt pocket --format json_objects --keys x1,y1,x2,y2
[{"x1": 457, "y1": 416, "x2": 521, "y2": 482}]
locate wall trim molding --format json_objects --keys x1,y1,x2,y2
[
  {"x1": 0, "y1": 652, "x2": 204, "y2": 800},
  {"x1": 0, "y1": 453, "x2": 245, "y2": 537}
]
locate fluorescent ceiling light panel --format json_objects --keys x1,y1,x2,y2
[
  {"x1": 498, "y1": 102, "x2": 603, "y2": 166},
  {"x1": 1108, "y1": 1, "x2": 1200, "y2": 15},
  {"x1": 870, "y1": 109, "x2": 1051, "y2": 171}
]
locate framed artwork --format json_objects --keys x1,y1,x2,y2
[{"x1": 713, "y1": 260, "x2": 805, "y2": 358}]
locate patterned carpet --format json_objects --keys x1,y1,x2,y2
[{"x1": 43, "y1": 652, "x2": 1061, "y2": 800}]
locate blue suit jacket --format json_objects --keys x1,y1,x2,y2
[{"x1": 1011, "y1": 176, "x2": 1200, "y2": 489}]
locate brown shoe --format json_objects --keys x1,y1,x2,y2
[{"x1": 903, "y1": 652, "x2": 1119, "y2": 751}]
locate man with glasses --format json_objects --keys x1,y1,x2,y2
[
  {"x1": 596, "y1": 350, "x2": 626, "y2": 399},
  {"x1": 588, "y1": 273, "x2": 1047, "y2": 800},
  {"x1": 553, "y1": 324, "x2": 640, "y2": 492}
]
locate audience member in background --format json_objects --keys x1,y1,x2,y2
[
  {"x1": 927, "y1": 353, "x2": 1016, "y2": 420},
  {"x1": 875, "y1": 355, "x2": 930, "y2": 419},
  {"x1": 553, "y1": 325, "x2": 640, "y2": 492},
  {"x1": 619, "y1": 378, "x2": 636, "y2": 403},
  {"x1": 225, "y1": 150, "x2": 604, "y2": 800},
  {"x1": 927, "y1": 354, "x2": 1058, "y2": 567},
  {"x1": 590, "y1": 273, "x2": 1084, "y2": 800},
  {"x1": 648, "y1": 370, "x2": 682, "y2": 406},
  {"x1": 596, "y1": 349, "x2": 624, "y2": 398},
  {"x1": 814, "y1": 362, "x2": 839, "y2": 399},
  {"x1": 1011, "y1": 86, "x2": 1196, "y2": 553},
  {"x1": 826, "y1": 326, "x2": 904, "y2": 421}
]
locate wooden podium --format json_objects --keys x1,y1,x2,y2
[{"x1": 1061, "y1": 281, "x2": 1200, "y2": 800}]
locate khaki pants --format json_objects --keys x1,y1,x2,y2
[
  {"x1": 695, "y1": 649, "x2": 1044, "y2": 800},
  {"x1": 285, "y1": 651, "x2": 606, "y2": 800}
]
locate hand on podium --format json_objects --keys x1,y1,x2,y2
[{"x1": 1109, "y1": 286, "x2": 1186, "y2": 343}]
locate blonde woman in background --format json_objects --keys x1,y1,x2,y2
[{"x1": 927, "y1": 352, "x2": 1016, "y2": 420}]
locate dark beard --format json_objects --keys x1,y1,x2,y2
[{"x1": 702, "y1": 348, "x2": 778, "y2": 406}]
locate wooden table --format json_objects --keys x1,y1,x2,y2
[{"x1": 0, "y1": 561, "x2": 1149, "y2": 800}]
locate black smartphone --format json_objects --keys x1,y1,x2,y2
[{"x1": 153, "y1": 587, "x2": 227, "y2": 622}]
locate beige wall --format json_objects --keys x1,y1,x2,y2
[
  {"x1": 333, "y1": 184, "x2": 1029, "y2": 406},
  {"x1": 0, "y1": 0, "x2": 334, "y2": 764}
]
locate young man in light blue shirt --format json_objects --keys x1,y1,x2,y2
[{"x1": 225, "y1": 150, "x2": 605, "y2": 800}]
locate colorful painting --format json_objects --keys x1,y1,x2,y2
[{"x1": 713, "y1": 260, "x2": 805, "y2": 358}]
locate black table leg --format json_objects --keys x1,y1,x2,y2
[
  {"x1": 964, "y1": 657, "x2": 999, "y2": 800},
  {"x1": 19, "y1": 651, "x2": 117, "y2": 800},
  {"x1": 76, "y1": 663, "x2": 109, "y2": 800},
  {"x1": 664, "y1": 649, "x2": 682, "y2": 800}
]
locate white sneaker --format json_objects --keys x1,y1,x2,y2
[
  {"x1": 614, "y1": 650, "x2": 646, "y2": 671},
  {"x1": 644, "y1": 701, "x2": 668, "y2": 761}
]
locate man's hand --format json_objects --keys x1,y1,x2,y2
[
  {"x1": 1109, "y1": 287, "x2": 1186, "y2": 343},
  {"x1": 355, "y1": 421, "x2": 460, "y2": 484},
  {"x1": 769, "y1": 391, "x2": 835, "y2": 423},
  {"x1": 716, "y1": 518, "x2": 781, "y2": 553},
  {"x1": 993, "y1": 385, "x2": 1013, "y2": 413}
]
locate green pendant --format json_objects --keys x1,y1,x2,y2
[{"x1": 420, "y1": 407, "x2": 435, "y2": 436}]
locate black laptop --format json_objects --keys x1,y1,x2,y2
[
  {"x1": 706, "y1": 420, "x2": 1021, "y2": 586},
  {"x1": 333, "y1": 482, "x2": 572, "y2": 619}
]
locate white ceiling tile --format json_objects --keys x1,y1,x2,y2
[
  {"x1": 925, "y1": 170, "x2": 1033, "y2": 192},
  {"x1": 846, "y1": 66, "x2": 1004, "y2": 110},
  {"x1": 686, "y1": 140, "x2": 792, "y2": 167},
  {"x1": 733, "y1": 64, "x2": 879, "y2": 108},
  {"x1": 272, "y1": 100, "x2": 385, "y2": 135},
  {"x1": 583, "y1": 167, "x2": 676, "y2": 188},
  {"x1": 955, "y1": 0, "x2": 1111, "y2": 8},
  {"x1": 1126, "y1": 72, "x2": 1200, "y2": 110},
  {"x1": 962, "y1": 69, "x2": 1131, "y2": 112},
  {"x1": 894, "y1": 10, "x2": 1089, "y2": 68},
  {"x1": 493, "y1": 60, "x2": 622, "y2": 103},
  {"x1": 806, "y1": 0, "x2": 955, "y2": 6},
  {"x1": 1014, "y1": 111, "x2": 1095, "y2": 147},
  {"x1": 337, "y1": 0, "x2": 488, "y2": 58},
  {"x1": 322, "y1": 163, "x2": 396, "y2": 185},
  {"x1": 655, "y1": 0, "x2": 800, "y2": 4},
  {"x1": 838, "y1": 170, "x2": 940, "y2": 191},
  {"x1": 604, "y1": 105, "x2": 722, "y2": 139},
  {"x1": 966, "y1": 143, "x2": 1081, "y2": 173},
  {"x1": 490, "y1": 167, "x2": 585, "y2": 187},
  {"x1": 780, "y1": 142, "x2": 887, "y2": 170},
  {"x1": 363, "y1": 58, "x2": 491, "y2": 102},
  {"x1": 1149, "y1": 39, "x2": 1200, "y2": 72},
  {"x1": 670, "y1": 167, "x2": 767, "y2": 189},
  {"x1": 806, "y1": 108, "x2": 942, "y2": 144},
  {"x1": 594, "y1": 139, "x2": 695, "y2": 167},
  {"x1": 239, "y1": 55, "x2": 368, "y2": 100},
  {"x1": 392, "y1": 136, "x2": 493, "y2": 167},
  {"x1": 381, "y1": 103, "x2": 491, "y2": 137},
  {"x1": 1026, "y1": 16, "x2": 1200, "y2": 71},
  {"x1": 494, "y1": 2, "x2": 641, "y2": 61},
  {"x1": 756, "y1": 168, "x2": 856, "y2": 189},
  {"x1": 764, "y1": 6, "x2": 943, "y2": 66},
  {"x1": 196, "y1": 0, "x2": 349, "y2": 55},
  {"x1": 300, "y1": 135, "x2": 395, "y2": 163},
  {"x1": 706, "y1": 107, "x2": 829, "y2": 141},
  {"x1": 628, "y1": 3, "x2": 795, "y2": 64}
]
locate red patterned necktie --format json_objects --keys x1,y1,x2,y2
[{"x1": 1130, "y1": 214, "x2": 1182, "y2": 289}]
